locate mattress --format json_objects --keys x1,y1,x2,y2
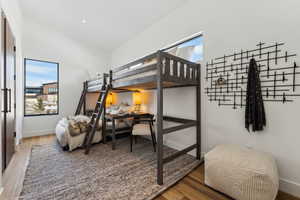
[
  {"x1": 114, "y1": 59, "x2": 158, "y2": 82},
  {"x1": 87, "y1": 60, "x2": 158, "y2": 91}
]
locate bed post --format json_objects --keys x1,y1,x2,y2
[
  {"x1": 102, "y1": 98, "x2": 107, "y2": 143},
  {"x1": 102, "y1": 72, "x2": 111, "y2": 144},
  {"x1": 109, "y1": 70, "x2": 113, "y2": 86},
  {"x1": 156, "y1": 51, "x2": 164, "y2": 185},
  {"x1": 83, "y1": 81, "x2": 87, "y2": 115},
  {"x1": 196, "y1": 64, "x2": 201, "y2": 160}
]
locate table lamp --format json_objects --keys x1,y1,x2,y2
[
  {"x1": 133, "y1": 92, "x2": 142, "y2": 112},
  {"x1": 106, "y1": 92, "x2": 113, "y2": 107}
]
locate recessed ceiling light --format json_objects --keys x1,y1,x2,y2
[{"x1": 81, "y1": 19, "x2": 87, "y2": 24}]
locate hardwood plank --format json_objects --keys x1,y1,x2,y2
[
  {"x1": 175, "y1": 182, "x2": 214, "y2": 200},
  {"x1": 161, "y1": 188, "x2": 186, "y2": 200},
  {"x1": 277, "y1": 191, "x2": 300, "y2": 200},
  {"x1": 155, "y1": 195, "x2": 168, "y2": 200},
  {"x1": 183, "y1": 177, "x2": 232, "y2": 200},
  {"x1": 188, "y1": 165, "x2": 204, "y2": 183}
]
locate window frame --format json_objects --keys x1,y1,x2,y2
[
  {"x1": 24, "y1": 58, "x2": 59, "y2": 117},
  {"x1": 161, "y1": 31, "x2": 203, "y2": 52}
]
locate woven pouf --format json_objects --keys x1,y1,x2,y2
[{"x1": 205, "y1": 144, "x2": 279, "y2": 200}]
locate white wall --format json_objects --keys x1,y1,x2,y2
[
  {"x1": 22, "y1": 20, "x2": 110, "y2": 137},
  {"x1": 111, "y1": 0, "x2": 300, "y2": 197},
  {"x1": 0, "y1": 0, "x2": 23, "y2": 192}
]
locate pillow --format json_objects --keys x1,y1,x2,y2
[
  {"x1": 74, "y1": 115, "x2": 90, "y2": 122},
  {"x1": 106, "y1": 105, "x2": 119, "y2": 115},
  {"x1": 68, "y1": 119, "x2": 81, "y2": 137},
  {"x1": 119, "y1": 102, "x2": 131, "y2": 114},
  {"x1": 107, "y1": 102, "x2": 132, "y2": 115},
  {"x1": 78, "y1": 121, "x2": 89, "y2": 133},
  {"x1": 68, "y1": 117, "x2": 91, "y2": 137}
]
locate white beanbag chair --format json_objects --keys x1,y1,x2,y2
[
  {"x1": 205, "y1": 144, "x2": 279, "y2": 200},
  {"x1": 55, "y1": 115, "x2": 102, "y2": 151}
]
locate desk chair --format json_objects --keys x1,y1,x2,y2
[{"x1": 130, "y1": 116, "x2": 156, "y2": 152}]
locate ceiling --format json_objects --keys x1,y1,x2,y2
[{"x1": 19, "y1": 0, "x2": 188, "y2": 52}]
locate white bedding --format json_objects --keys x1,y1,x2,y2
[
  {"x1": 55, "y1": 116, "x2": 102, "y2": 151},
  {"x1": 55, "y1": 114, "x2": 133, "y2": 151}
]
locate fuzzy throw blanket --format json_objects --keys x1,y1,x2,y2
[
  {"x1": 67, "y1": 115, "x2": 92, "y2": 137},
  {"x1": 245, "y1": 58, "x2": 266, "y2": 132}
]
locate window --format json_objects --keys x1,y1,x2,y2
[
  {"x1": 48, "y1": 87, "x2": 57, "y2": 94},
  {"x1": 24, "y1": 58, "x2": 59, "y2": 116},
  {"x1": 163, "y1": 34, "x2": 203, "y2": 63}
]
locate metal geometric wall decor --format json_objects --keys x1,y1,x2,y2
[{"x1": 205, "y1": 42, "x2": 299, "y2": 109}]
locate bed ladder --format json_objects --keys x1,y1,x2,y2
[
  {"x1": 75, "y1": 82, "x2": 88, "y2": 115},
  {"x1": 84, "y1": 73, "x2": 111, "y2": 154}
]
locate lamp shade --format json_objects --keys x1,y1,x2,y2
[
  {"x1": 133, "y1": 92, "x2": 142, "y2": 105},
  {"x1": 106, "y1": 93, "x2": 113, "y2": 106}
]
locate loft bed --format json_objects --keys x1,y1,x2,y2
[
  {"x1": 76, "y1": 50, "x2": 202, "y2": 185},
  {"x1": 87, "y1": 52, "x2": 199, "y2": 91}
]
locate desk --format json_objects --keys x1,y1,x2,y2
[{"x1": 105, "y1": 112, "x2": 154, "y2": 150}]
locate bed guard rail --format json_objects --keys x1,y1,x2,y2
[{"x1": 86, "y1": 71, "x2": 112, "y2": 92}]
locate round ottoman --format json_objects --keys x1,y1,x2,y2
[{"x1": 205, "y1": 144, "x2": 279, "y2": 200}]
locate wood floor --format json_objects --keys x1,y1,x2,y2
[{"x1": 0, "y1": 135, "x2": 299, "y2": 200}]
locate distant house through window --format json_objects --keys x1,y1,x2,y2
[
  {"x1": 24, "y1": 58, "x2": 59, "y2": 116},
  {"x1": 163, "y1": 33, "x2": 203, "y2": 63}
]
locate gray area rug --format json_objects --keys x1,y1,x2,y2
[{"x1": 20, "y1": 138, "x2": 200, "y2": 200}]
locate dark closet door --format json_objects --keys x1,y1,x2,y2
[{"x1": 1, "y1": 16, "x2": 16, "y2": 171}]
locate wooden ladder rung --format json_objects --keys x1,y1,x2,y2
[{"x1": 90, "y1": 123, "x2": 97, "y2": 128}]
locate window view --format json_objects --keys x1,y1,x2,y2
[
  {"x1": 24, "y1": 59, "x2": 59, "y2": 116},
  {"x1": 166, "y1": 35, "x2": 203, "y2": 63}
]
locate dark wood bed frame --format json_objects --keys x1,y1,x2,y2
[{"x1": 76, "y1": 50, "x2": 202, "y2": 185}]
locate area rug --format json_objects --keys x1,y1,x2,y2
[{"x1": 19, "y1": 138, "x2": 200, "y2": 200}]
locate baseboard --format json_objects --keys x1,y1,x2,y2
[
  {"x1": 23, "y1": 129, "x2": 55, "y2": 138},
  {"x1": 280, "y1": 178, "x2": 300, "y2": 198}
]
